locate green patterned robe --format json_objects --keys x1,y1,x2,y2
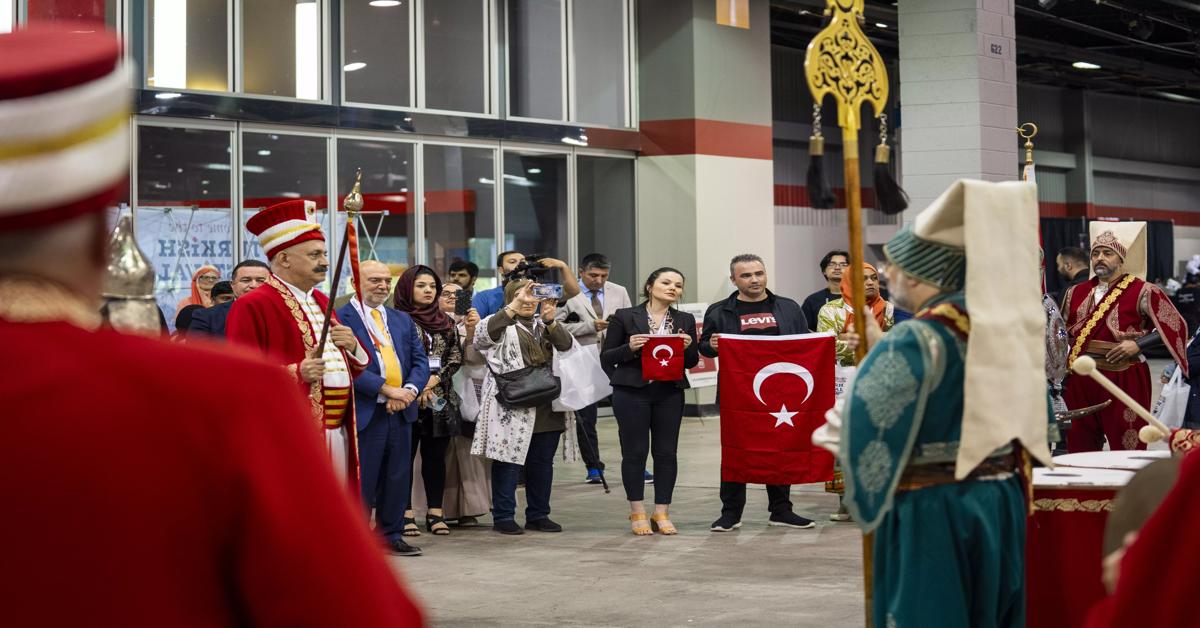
[{"x1": 842, "y1": 292, "x2": 1027, "y2": 628}]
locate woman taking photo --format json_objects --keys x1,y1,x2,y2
[
  {"x1": 393, "y1": 265, "x2": 463, "y2": 536},
  {"x1": 601, "y1": 268, "x2": 699, "y2": 536},
  {"x1": 437, "y1": 281, "x2": 490, "y2": 527},
  {"x1": 472, "y1": 280, "x2": 574, "y2": 535}
]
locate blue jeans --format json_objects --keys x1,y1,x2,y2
[
  {"x1": 358, "y1": 405, "x2": 413, "y2": 541},
  {"x1": 491, "y1": 430, "x2": 561, "y2": 523}
]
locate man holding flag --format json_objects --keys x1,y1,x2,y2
[
  {"x1": 819, "y1": 180, "x2": 1054, "y2": 628},
  {"x1": 227, "y1": 200, "x2": 372, "y2": 486},
  {"x1": 700, "y1": 254, "x2": 821, "y2": 532}
]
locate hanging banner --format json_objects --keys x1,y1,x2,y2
[{"x1": 136, "y1": 206, "x2": 234, "y2": 327}]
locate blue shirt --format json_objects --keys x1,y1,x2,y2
[
  {"x1": 583, "y1": 285, "x2": 605, "y2": 314},
  {"x1": 473, "y1": 285, "x2": 506, "y2": 318}
]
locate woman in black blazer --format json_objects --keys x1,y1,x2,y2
[{"x1": 601, "y1": 267, "x2": 699, "y2": 536}]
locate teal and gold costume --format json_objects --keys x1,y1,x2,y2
[{"x1": 843, "y1": 293, "x2": 1030, "y2": 628}]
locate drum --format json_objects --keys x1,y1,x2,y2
[
  {"x1": 1027, "y1": 466, "x2": 1133, "y2": 628},
  {"x1": 1052, "y1": 450, "x2": 1169, "y2": 471}
]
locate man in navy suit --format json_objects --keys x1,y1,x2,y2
[
  {"x1": 189, "y1": 260, "x2": 270, "y2": 338},
  {"x1": 337, "y1": 260, "x2": 429, "y2": 556}
]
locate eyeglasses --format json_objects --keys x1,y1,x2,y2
[
  {"x1": 827, "y1": 262, "x2": 850, "y2": 268},
  {"x1": 440, "y1": 293, "x2": 459, "y2": 300},
  {"x1": 198, "y1": 275, "x2": 219, "y2": 281}
]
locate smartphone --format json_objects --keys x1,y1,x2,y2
[
  {"x1": 455, "y1": 288, "x2": 473, "y2": 316},
  {"x1": 531, "y1": 283, "x2": 564, "y2": 300}
]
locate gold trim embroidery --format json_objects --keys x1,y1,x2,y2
[
  {"x1": 1033, "y1": 498, "x2": 1113, "y2": 512},
  {"x1": 0, "y1": 276, "x2": 101, "y2": 329},
  {"x1": 1069, "y1": 274, "x2": 1135, "y2": 367},
  {"x1": 266, "y1": 275, "x2": 323, "y2": 426}
]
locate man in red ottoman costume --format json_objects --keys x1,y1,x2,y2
[
  {"x1": 0, "y1": 25, "x2": 422, "y2": 626},
  {"x1": 1061, "y1": 222, "x2": 1188, "y2": 452},
  {"x1": 228, "y1": 200, "x2": 373, "y2": 485}
]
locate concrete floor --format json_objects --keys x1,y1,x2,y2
[{"x1": 393, "y1": 415, "x2": 865, "y2": 627}]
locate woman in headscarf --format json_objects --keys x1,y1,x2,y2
[
  {"x1": 176, "y1": 265, "x2": 219, "y2": 310},
  {"x1": 816, "y1": 262, "x2": 895, "y2": 366},
  {"x1": 393, "y1": 265, "x2": 463, "y2": 536},
  {"x1": 816, "y1": 262, "x2": 894, "y2": 522},
  {"x1": 472, "y1": 279, "x2": 576, "y2": 535}
]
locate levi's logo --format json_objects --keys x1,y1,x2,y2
[{"x1": 739, "y1": 313, "x2": 777, "y2": 330}]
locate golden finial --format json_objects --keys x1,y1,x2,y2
[
  {"x1": 804, "y1": 0, "x2": 888, "y2": 135},
  {"x1": 344, "y1": 168, "x2": 364, "y2": 216}
]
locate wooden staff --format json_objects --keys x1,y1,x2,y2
[
  {"x1": 804, "y1": 2, "x2": 891, "y2": 623},
  {"x1": 1070, "y1": 355, "x2": 1170, "y2": 443},
  {"x1": 315, "y1": 169, "x2": 364, "y2": 354}
]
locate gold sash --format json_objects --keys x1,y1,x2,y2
[{"x1": 1068, "y1": 274, "x2": 1135, "y2": 368}]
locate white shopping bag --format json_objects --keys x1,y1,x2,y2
[
  {"x1": 551, "y1": 339, "x2": 613, "y2": 412},
  {"x1": 453, "y1": 370, "x2": 481, "y2": 422},
  {"x1": 1153, "y1": 365, "x2": 1190, "y2": 430},
  {"x1": 834, "y1": 365, "x2": 857, "y2": 399}
]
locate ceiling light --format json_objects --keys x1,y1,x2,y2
[
  {"x1": 154, "y1": 92, "x2": 183, "y2": 100},
  {"x1": 1156, "y1": 91, "x2": 1200, "y2": 104},
  {"x1": 343, "y1": 62, "x2": 367, "y2": 72},
  {"x1": 561, "y1": 137, "x2": 587, "y2": 146},
  {"x1": 257, "y1": 149, "x2": 272, "y2": 156},
  {"x1": 369, "y1": 0, "x2": 401, "y2": 6},
  {"x1": 528, "y1": 168, "x2": 542, "y2": 174},
  {"x1": 875, "y1": 22, "x2": 888, "y2": 28},
  {"x1": 1072, "y1": 61, "x2": 1101, "y2": 70}
]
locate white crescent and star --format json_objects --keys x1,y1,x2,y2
[
  {"x1": 751, "y1": 362, "x2": 814, "y2": 428},
  {"x1": 652, "y1": 343, "x2": 675, "y2": 367}
]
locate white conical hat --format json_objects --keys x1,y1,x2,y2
[{"x1": 1089, "y1": 221, "x2": 1147, "y2": 280}]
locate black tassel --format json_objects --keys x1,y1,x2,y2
[
  {"x1": 873, "y1": 143, "x2": 908, "y2": 215},
  {"x1": 807, "y1": 135, "x2": 837, "y2": 209}
]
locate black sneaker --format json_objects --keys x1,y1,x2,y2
[
  {"x1": 525, "y1": 517, "x2": 563, "y2": 533},
  {"x1": 493, "y1": 519, "x2": 524, "y2": 535},
  {"x1": 769, "y1": 511, "x2": 816, "y2": 529},
  {"x1": 388, "y1": 538, "x2": 423, "y2": 556},
  {"x1": 710, "y1": 514, "x2": 742, "y2": 532}
]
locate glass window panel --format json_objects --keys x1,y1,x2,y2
[
  {"x1": 335, "y1": 139, "x2": 416, "y2": 289},
  {"x1": 507, "y1": 0, "x2": 563, "y2": 120},
  {"x1": 243, "y1": 0, "x2": 322, "y2": 100},
  {"x1": 1, "y1": 0, "x2": 14, "y2": 32},
  {"x1": 146, "y1": 0, "x2": 229, "y2": 92},
  {"x1": 241, "y1": 132, "x2": 329, "y2": 263},
  {"x1": 576, "y1": 156, "x2": 635, "y2": 291},
  {"x1": 25, "y1": 0, "x2": 116, "y2": 27},
  {"x1": 343, "y1": 0, "x2": 411, "y2": 106},
  {"x1": 572, "y1": 0, "x2": 627, "y2": 127},
  {"x1": 423, "y1": 144, "x2": 497, "y2": 288},
  {"x1": 423, "y1": 0, "x2": 487, "y2": 113},
  {"x1": 503, "y1": 151, "x2": 567, "y2": 264},
  {"x1": 136, "y1": 125, "x2": 234, "y2": 330}
]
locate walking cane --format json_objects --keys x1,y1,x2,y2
[{"x1": 804, "y1": 3, "x2": 900, "y2": 624}]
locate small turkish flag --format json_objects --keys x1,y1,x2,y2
[
  {"x1": 642, "y1": 336, "x2": 685, "y2": 381},
  {"x1": 718, "y1": 333, "x2": 836, "y2": 485}
]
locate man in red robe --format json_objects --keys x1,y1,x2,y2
[
  {"x1": 228, "y1": 200, "x2": 376, "y2": 485},
  {"x1": 1062, "y1": 225, "x2": 1189, "y2": 452},
  {"x1": 0, "y1": 25, "x2": 423, "y2": 626}
]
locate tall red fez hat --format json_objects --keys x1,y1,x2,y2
[
  {"x1": 0, "y1": 24, "x2": 129, "y2": 231},
  {"x1": 245, "y1": 200, "x2": 326, "y2": 259}
]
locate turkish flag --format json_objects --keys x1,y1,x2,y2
[
  {"x1": 718, "y1": 333, "x2": 836, "y2": 485},
  {"x1": 642, "y1": 336, "x2": 685, "y2": 381}
]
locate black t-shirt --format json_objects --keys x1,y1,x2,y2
[
  {"x1": 801, "y1": 288, "x2": 839, "y2": 332},
  {"x1": 734, "y1": 298, "x2": 780, "y2": 336}
]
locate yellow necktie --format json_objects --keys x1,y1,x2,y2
[{"x1": 369, "y1": 308, "x2": 404, "y2": 388}]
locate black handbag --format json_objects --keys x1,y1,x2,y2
[{"x1": 492, "y1": 364, "x2": 561, "y2": 409}]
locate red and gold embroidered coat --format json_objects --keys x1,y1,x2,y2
[
  {"x1": 226, "y1": 275, "x2": 368, "y2": 482},
  {"x1": 1061, "y1": 274, "x2": 1188, "y2": 377}
]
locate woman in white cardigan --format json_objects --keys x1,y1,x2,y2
[{"x1": 472, "y1": 279, "x2": 576, "y2": 535}]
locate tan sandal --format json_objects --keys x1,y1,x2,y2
[
  {"x1": 650, "y1": 512, "x2": 678, "y2": 535},
  {"x1": 629, "y1": 512, "x2": 653, "y2": 536}
]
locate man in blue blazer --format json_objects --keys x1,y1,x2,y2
[
  {"x1": 189, "y1": 260, "x2": 270, "y2": 338},
  {"x1": 337, "y1": 260, "x2": 429, "y2": 557}
]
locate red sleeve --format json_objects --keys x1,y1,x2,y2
[
  {"x1": 228, "y1": 297, "x2": 307, "y2": 386},
  {"x1": 1084, "y1": 452, "x2": 1200, "y2": 628},
  {"x1": 222, "y1": 363, "x2": 424, "y2": 626},
  {"x1": 1143, "y1": 283, "x2": 1190, "y2": 378}
]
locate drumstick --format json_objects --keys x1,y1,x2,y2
[{"x1": 1071, "y1": 356, "x2": 1169, "y2": 444}]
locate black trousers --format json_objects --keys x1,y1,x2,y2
[
  {"x1": 575, "y1": 401, "x2": 605, "y2": 471},
  {"x1": 410, "y1": 430, "x2": 450, "y2": 510},
  {"x1": 719, "y1": 482, "x2": 793, "y2": 519},
  {"x1": 611, "y1": 383, "x2": 683, "y2": 504}
]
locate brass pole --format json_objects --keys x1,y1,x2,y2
[{"x1": 842, "y1": 131, "x2": 868, "y2": 363}]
